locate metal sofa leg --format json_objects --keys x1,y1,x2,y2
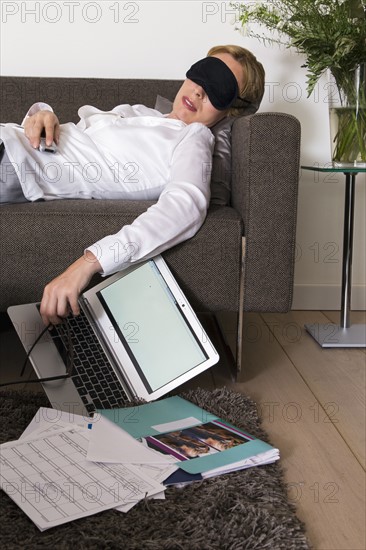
[{"x1": 236, "y1": 237, "x2": 246, "y2": 377}]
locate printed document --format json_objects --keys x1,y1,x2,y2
[{"x1": 0, "y1": 427, "x2": 163, "y2": 531}]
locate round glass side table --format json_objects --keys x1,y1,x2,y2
[{"x1": 301, "y1": 165, "x2": 366, "y2": 347}]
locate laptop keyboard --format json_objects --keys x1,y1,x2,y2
[{"x1": 50, "y1": 309, "x2": 129, "y2": 414}]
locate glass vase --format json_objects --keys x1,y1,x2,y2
[{"x1": 328, "y1": 64, "x2": 366, "y2": 167}]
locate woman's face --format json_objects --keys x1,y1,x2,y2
[{"x1": 168, "y1": 52, "x2": 245, "y2": 127}]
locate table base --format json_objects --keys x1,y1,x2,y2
[{"x1": 305, "y1": 323, "x2": 366, "y2": 348}]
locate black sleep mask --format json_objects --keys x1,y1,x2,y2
[{"x1": 186, "y1": 56, "x2": 239, "y2": 110}]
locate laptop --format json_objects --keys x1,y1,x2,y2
[{"x1": 7, "y1": 255, "x2": 219, "y2": 416}]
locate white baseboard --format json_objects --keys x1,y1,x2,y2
[{"x1": 292, "y1": 284, "x2": 366, "y2": 310}]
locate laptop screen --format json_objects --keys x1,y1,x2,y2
[{"x1": 96, "y1": 261, "x2": 208, "y2": 393}]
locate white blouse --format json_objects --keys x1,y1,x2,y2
[{"x1": 1, "y1": 103, "x2": 214, "y2": 275}]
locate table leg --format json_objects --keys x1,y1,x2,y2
[
  {"x1": 340, "y1": 173, "x2": 355, "y2": 328},
  {"x1": 305, "y1": 171, "x2": 366, "y2": 347}
]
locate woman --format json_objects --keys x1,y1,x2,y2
[{"x1": 0, "y1": 45, "x2": 264, "y2": 325}]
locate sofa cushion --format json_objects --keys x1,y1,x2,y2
[{"x1": 0, "y1": 201, "x2": 243, "y2": 313}]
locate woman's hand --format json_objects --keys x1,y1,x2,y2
[
  {"x1": 40, "y1": 251, "x2": 102, "y2": 326},
  {"x1": 24, "y1": 110, "x2": 60, "y2": 149}
]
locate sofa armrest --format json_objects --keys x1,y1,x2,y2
[{"x1": 231, "y1": 112, "x2": 301, "y2": 312}]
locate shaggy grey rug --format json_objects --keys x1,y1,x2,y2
[{"x1": 0, "y1": 388, "x2": 310, "y2": 550}]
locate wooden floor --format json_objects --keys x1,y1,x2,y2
[
  {"x1": 185, "y1": 310, "x2": 366, "y2": 550},
  {"x1": 1, "y1": 310, "x2": 365, "y2": 549}
]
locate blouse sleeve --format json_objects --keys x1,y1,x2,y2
[{"x1": 86, "y1": 124, "x2": 214, "y2": 276}]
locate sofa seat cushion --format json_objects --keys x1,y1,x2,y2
[{"x1": 0, "y1": 201, "x2": 243, "y2": 312}]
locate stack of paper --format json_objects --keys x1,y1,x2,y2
[
  {"x1": 0, "y1": 408, "x2": 176, "y2": 531},
  {"x1": 0, "y1": 397, "x2": 279, "y2": 530}
]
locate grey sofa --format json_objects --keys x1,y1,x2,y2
[{"x1": 0, "y1": 77, "x2": 301, "y2": 366}]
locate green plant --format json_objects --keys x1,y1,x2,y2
[
  {"x1": 235, "y1": 0, "x2": 366, "y2": 163},
  {"x1": 236, "y1": 0, "x2": 366, "y2": 95}
]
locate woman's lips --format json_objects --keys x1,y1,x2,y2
[{"x1": 182, "y1": 96, "x2": 197, "y2": 112}]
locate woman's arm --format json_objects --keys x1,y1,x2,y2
[
  {"x1": 39, "y1": 123, "x2": 214, "y2": 325},
  {"x1": 87, "y1": 124, "x2": 214, "y2": 275}
]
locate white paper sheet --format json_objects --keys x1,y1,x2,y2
[
  {"x1": 21, "y1": 407, "x2": 89, "y2": 440},
  {"x1": 134, "y1": 463, "x2": 178, "y2": 484},
  {"x1": 86, "y1": 414, "x2": 175, "y2": 464},
  {"x1": 0, "y1": 427, "x2": 164, "y2": 531},
  {"x1": 18, "y1": 408, "x2": 175, "y2": 516},
  {"x1": 151, "y1": 416, "x2": 201, "y2": 433}
]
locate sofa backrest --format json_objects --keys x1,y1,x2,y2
[
  {"x1": 1, "y1": 76, "x2": 235, "y2": 206},
  {"x1": 0, "y1": 77, "x2": 182, "y2": 123}
]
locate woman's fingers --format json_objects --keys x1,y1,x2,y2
[
  {"x1": 40, "y1": 284, "x2": 71, "y2": 326},
  {"x1": 40, "y1": 254, "x2": 102, "y2": 326},
  {"x1": 44, "y1": 113, "x2": 60, "y2": 146},
  {"x1": 24, "y1": 110, "x2": 60, "y2": 149},
  {"x1": 40, "y1": 280, "x2": 80, "y2": 326}
]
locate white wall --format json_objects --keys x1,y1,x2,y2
[{"x1": 1, "y1": 1, "x2": 365, "y2": 310}]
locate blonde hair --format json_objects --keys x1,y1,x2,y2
[{"x1": 207, "y1": 44, "x2": 265, "y2": 116}]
